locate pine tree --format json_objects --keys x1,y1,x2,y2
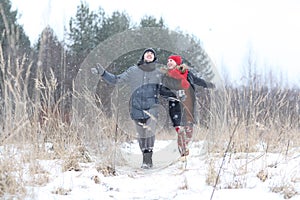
[
  {"x1": 0, "y1": 0, "x2": 31, "y2": 57},
  {"x1": 0, "y1": 0, "x2": 32, "y2": 127},
  {"x1": 139, "y1": 16, "x2": 165, "y2": 28},
  {"x1": 97, "y1": 11, "x2": 130, "y2": 43},
  {"x1": 33, "y1": 26, "x2": 72, "y2": 124},
  {"x1": 67, "y1": 2, "x2": 101, "y2": 64}
]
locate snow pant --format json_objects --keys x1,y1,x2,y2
[{"x1": 135, "y1": 118, "x2": 156, "y2": 152}]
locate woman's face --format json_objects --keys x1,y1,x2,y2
[
  {"x1": 167, "y1": 59, "x2": 177, "y2": 69},
  {"x1": 143, "y1": 51, "x2": 155, "y2": 63}
]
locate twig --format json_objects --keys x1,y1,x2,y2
[{"x1": 210, "y1": 118, "x2": 239, "y2": 200}]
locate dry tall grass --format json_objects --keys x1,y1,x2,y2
[
  {"x1": 0, "y1": 39, "x2": 299, "y2": 199},
  {"x1": 0, "y1": 42, "x2": 121, "y2": 198},
  {"x1": 196, "y1": 64, "x2": 300, "y2": 199}
]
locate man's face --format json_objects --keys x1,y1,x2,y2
[{"x1": 143, "y1": 51, "x2": 155, "y2": 62}]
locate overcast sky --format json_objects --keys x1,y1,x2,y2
[{"x1": 10, "y1": 0, "x2": 300, "y2": 85}]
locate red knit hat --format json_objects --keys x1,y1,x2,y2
[{"x1": 168, "y1": 55, "x2": 182, "y2": 66}]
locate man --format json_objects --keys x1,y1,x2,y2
[{"x1": 91, "y1": 48, "x2": 163, "y2": 169}]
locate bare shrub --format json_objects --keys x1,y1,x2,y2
[
  {"x1": 51, "y1": 187, "x2": 72, "y2": 195},
  {"x1": 257, "y1": 169, "x2": 268, "y2": 182},
  {"x1": 206, "y1": 55, "x2": 299, "y2": 200},
  {"x1": 179, "y1": 176, "x2": 189, "y2": 190},
  {"x1": 270, "y1": 183, "x2": 298, "y2": 199},
  {"x1": 206, "y1": 159, "x2": 219, "y2": 186},
  {"x1": 0, "y1": 155, "x2": 25, "y2": 198}
]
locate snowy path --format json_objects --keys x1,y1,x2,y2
[{"x1": 25, "y1": 140, "x2": 299, "y2": 200}]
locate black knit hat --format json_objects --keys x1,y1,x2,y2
[
  {"x1": 143, "y1": 48, "x2": 156, "y2": 57},
  {"x1": 137, "y1": 48, "x2": 157, "y2": 65}
]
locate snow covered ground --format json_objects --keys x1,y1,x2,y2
[{"x1": 2, "y1": 140, "x2": 300, "y2": 200}]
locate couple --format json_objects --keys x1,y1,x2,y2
[{"x1": 91, "y1": 48, "x2": 215, "y2": 169}]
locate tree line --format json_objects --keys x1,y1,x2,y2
[
  {"x1": 0, "y1": 0, "x2": 298, "y2": 134},
  {"x1": 0, "y1": 1, "x2": 190, "y2": 124}
]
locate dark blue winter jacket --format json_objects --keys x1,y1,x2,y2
[{"x1": 101, "y1": 62, "x2": 164, "y2": 120}]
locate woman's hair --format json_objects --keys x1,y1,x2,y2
[{"x1": 177, "y1": 64, "x2": 189, "y2": 73}]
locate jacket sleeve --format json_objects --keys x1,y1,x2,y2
[
  {"x1": 189, "y1": 71, "x2": 215, "y2": 89},
  {"x1": 159, "y1": 85, "x2": 177, "y2": 99},
  {"x1": 101, "y1": 66, "x2": 132, "y2": 85}
]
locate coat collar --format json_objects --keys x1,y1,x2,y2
[{"x1": 137, "y1": 62, "x2": 157, "y2": 72}]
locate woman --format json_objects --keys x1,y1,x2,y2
[{"x1": 163, "y1": 55, "x2": 215, "y2": 157}]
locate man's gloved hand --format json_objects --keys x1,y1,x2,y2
[{"x1": 91, "y1": 63, "x2": 105, "y2": 75}]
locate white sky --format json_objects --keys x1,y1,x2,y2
[{"x1": 10, "y1": 0, "x2": 300, "y2": 86}]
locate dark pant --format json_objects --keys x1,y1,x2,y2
[
  {"x1": 135, "y1": 118, "x2": 156, "y2": 152},
  {"x1": 169, "y1": 99, "x2": 182, "y2": 127}
]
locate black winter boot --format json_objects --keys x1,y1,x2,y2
[{"x1": 141, "y1": 150, "x2": 153, "y2": 169}]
